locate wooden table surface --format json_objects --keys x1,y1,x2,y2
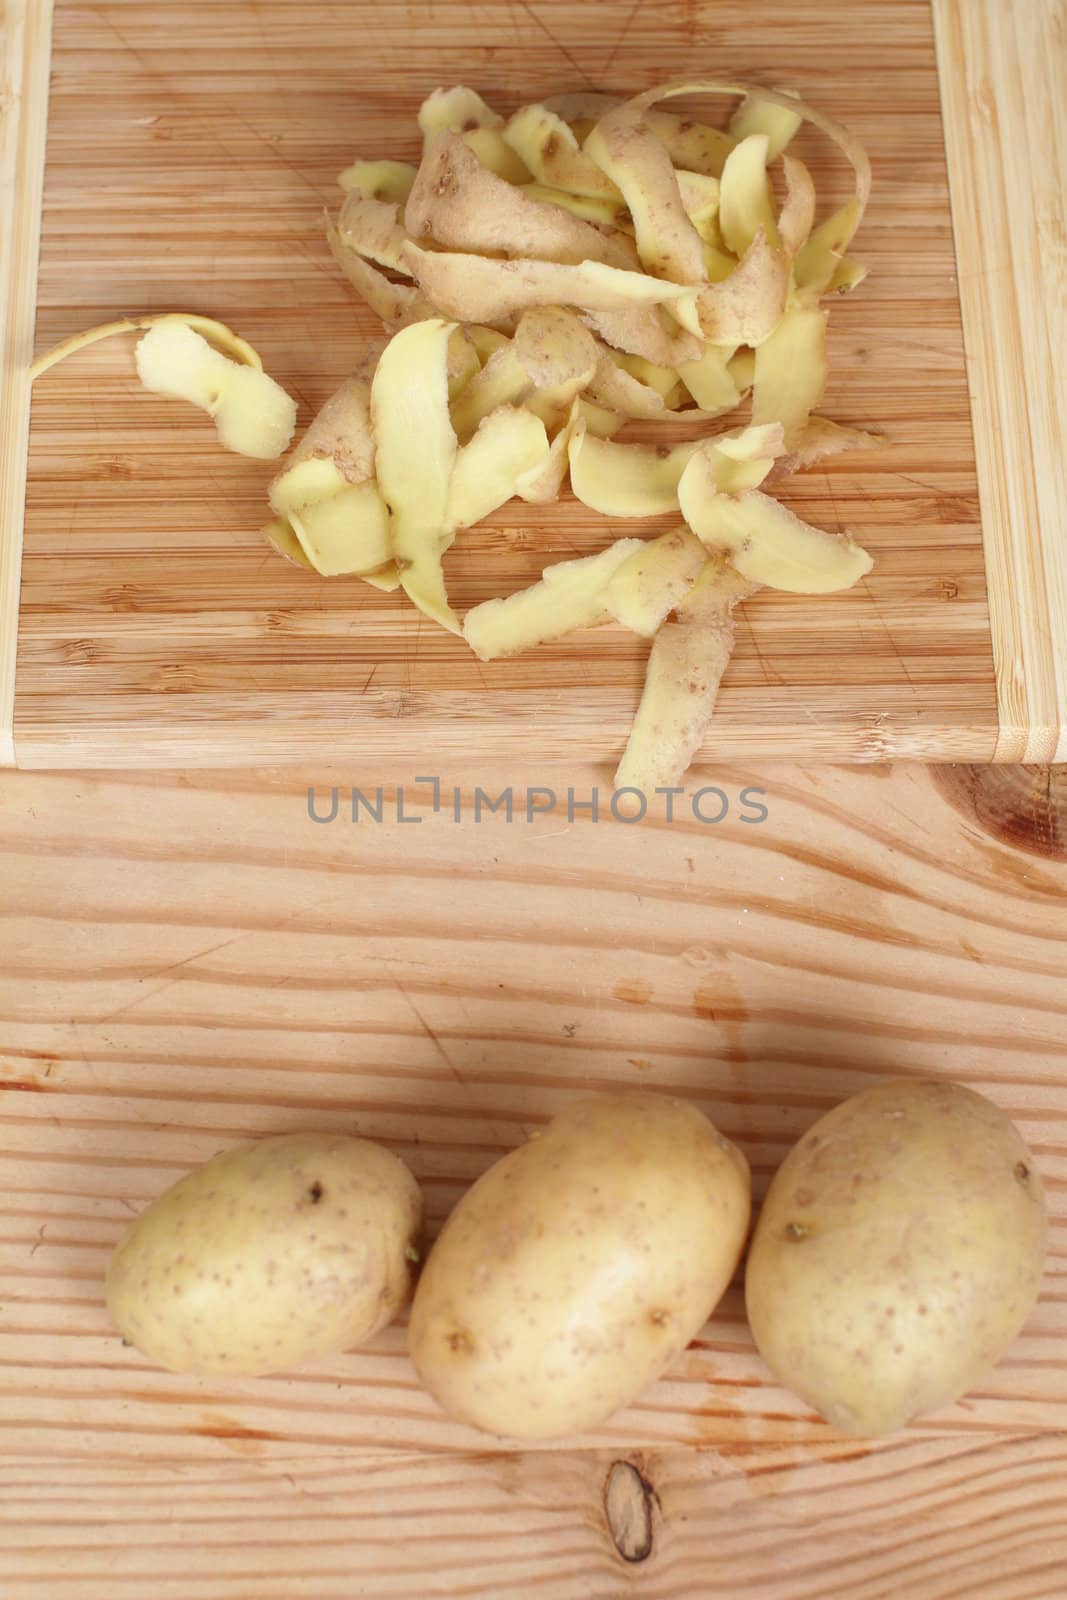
[{"x1": 1, "y1": 758, "x2": 1066, "y2": 1596}]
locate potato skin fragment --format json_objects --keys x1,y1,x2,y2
[
  {"x1": 284, "y1": 375, "x2": 377, "y2": 485},
  {"x1": 327, "y1": 221, "x2": 434, "y2": 330},
  {"x1": 406, "y1": 132, "x2": 622, "y2": 267},
  {"x1": 604, "y1": 528, "x2": 708, "y2": 636},
  {"x1": 568, "y1": 425, "x2": 701, "y2": 517},
  {"x1": 135, "y1": 321, "x2": 296, "y2": 460},
  {"x1": 584, "y1": 106, "x2": 707, "y2": 284},
  {"x1": 370, "y1": 317, "x2": 460, "y2": 631},
  {"x1": 614, "y1": 600, "x2": 736, "y2": 792},
  {"x1": 695, "y1": 227, "x2": 790, "y2": 346},
  {"x1": 463, "y1": 540, "x2": 643, "y2": 661},
  {"x1": 401, "y1": 242, "x2": 693, "y2": 325},
  {"x1": 503, "y1": 104, "x2": 621, "y2": 200},
  {"x1": 751, "y1": 305, "x2": 828, "y2": 445},
  {"x1": 337, "y1": 192, "x2": 412, "y2": 274},
  {"x1": 685, "y1": 489, "x2": 873, "y2": 594}
]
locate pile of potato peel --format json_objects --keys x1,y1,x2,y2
[{"x1": 31, "y1": 78, "x2": 882, "y2": 788}]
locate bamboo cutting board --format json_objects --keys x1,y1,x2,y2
[{"x1": 2, "y1": 0, "x2": 1065, "y2": 769}]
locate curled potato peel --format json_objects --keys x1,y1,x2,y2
[
  {"x1": 402, "y1": 242, "x2": 694, "y2": 323},
  {"x1": 568, "y1": 424, "x2": 702, "y2": 517},
  {"x1": 752, "y1": 304, "x2": 828, "y2": 444},
  {"x1": 29, "y1": 311, "x2": 264, "y2": 379},
  {"x1": 684, "y1": 487, "x2": 874, "y2": 594},
  {"x1": 463, "y1": 540, "x2": 644, "y2": 661},
  {"x1": 503, "y1": 104, "x2": 621, "y2": 200},
  {"x1": 327, "y1": 221, "x2": 434, "y2": 328},
  {"x1": 371, "y1": 317, "x2": 461, "y2": 630},
  {"x1": 337, "y1": 192, "x2": 412, "y2": 275},
  {"x1": 584, "y1": 106, "x2": 707, "y2": 285},
  {"x1": 614, "y1": 558, "x2": 749, "y2": 793},
  {"x1": 338, "y1": 158, "x2": 417, "y2": 203},
  {"x1": 406, "y1": 133, "x2": 622, "y2": 266}
]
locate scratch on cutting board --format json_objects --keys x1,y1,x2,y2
[
  {"x1": 513, "y1": 0, "x2": 596, "y2": 88},
  {"x1": 604, "y1": 0, "x2": 643, "y2": 77}
]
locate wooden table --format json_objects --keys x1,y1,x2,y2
[
  {"x1": 2, "y1": 0, "x2": 1066, "y2": 1595},
  {"x1": 1, "y1": 759, "x2": 1066, "y2": 1596}
]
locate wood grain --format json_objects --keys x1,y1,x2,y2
[
  {"x1": 1, "y1": 759, "x2": 1065, "y2": 1475},
  {"x1": 933, "y1": 0, "x2": 1067, "y2": 762},
  {"x1": 0, "y1": 0, "x2": 54, "y2": 765},
  {"x1": 5, "y1": 1435, "x2": 1067, "y2": 1599},
  {"x1": 12, "y1": 0, "x2": 1003, "y2": 767}
]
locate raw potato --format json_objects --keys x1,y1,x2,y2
[
  {"x1": 408, "y1": 1091, "x2": 751, "y2": 1440},
  {"x1": 746, "y1": 1080, "x2": 1048, "y2": 1437},
  {"x1": 106, "y1": 1133, "x2": 423, "y2": 1378}
]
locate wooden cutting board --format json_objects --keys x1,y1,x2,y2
[{"x1": 2, "y1": 0, "x2": 1064, "y2": 769}]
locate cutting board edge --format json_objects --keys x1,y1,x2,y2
[
  {"x1": 10, "y1": 715, "x2": 1000, "y2": 771},
  {"x1": 0, "y1": 0, "x2": 56, "y2": 770},
  {"x1": 932, "y1": 0, "x2": 1067, "y2": 764}
]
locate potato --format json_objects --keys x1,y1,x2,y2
[
  {"x1": 107, "y1": 1133, "x2": 422, "y2": 1377},
  {"x1": 408, "y1": 1091, "x2": 750, "y2": 1439},
  {"x1": 746, "y1": 1080, "x2": 1047, "y2": 1436}
]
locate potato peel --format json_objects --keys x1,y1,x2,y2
[
  {"x1": 569, "y1": 423, "x2": 701, "y2": 517},
  {"x1": 719, "y1": 133, "x2": 779, "y2": 256},
  {"x1": 503, "y1": 104, "x2": 621, "y2": 201},
  {"x1": 613, "y1": 595, "x2": 736, "y2": 792},
  {"x1": 327, "y1": 221, "x2": 434, "y2": 329},
  {"x1": 338, "y1": 159, "x2": 418, "y2": 204},
  {"x1": 446, "y1": 405, "x2": 550, "y2": 529},
  {"x1": 337, "y1": 193, "x2": 412, "y2": 275},
  {"x1": 580, "y1": 304, "x2": 703, "y2": 367},
  {"x1": 584, "y1": 106, "x2": 707, "y2": 284},
  {"x1": 604, "y1": 528, "x2": 708, "y2": 636},
  {"x1": 263, "y1": 76, "x2": 875, "y2": 786},
  {"x1": 29, "y1": 311, "x2": 264, "y2": 380},
  {"x1": 685, "y1": 488, "x2": 873, "y2": 594},
  {"x1": 463, "y1": 540, "x2": 644, "y2": 661},
  {"x1": 370, "y1": 317, "x2": 460, "y2": 630},
  {"x1": 402, "y1": 242, "x2": 693, "y2": 323},
  {"x1": 406, "y1": 133, "x2": 620, "y2": 266},
  {"x1": 751, "y1": 304, "x2": 828, "y2": 444}
]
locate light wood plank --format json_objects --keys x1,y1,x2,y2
[
  {"x1": 0, "y1": 760, "x2": 1064, "y2": 1466},
  {"x1": 3, "y1": 1435, "x2": 1067, "y2": 1599},
  {"x1": 933, "y1": 0, "x2": 1067, "y2": 760},
  {"x1": 0, "y1": 0, "x2": 54, "y2": 765},
  {"x1": 14, "y1": 0, "x2": 1001, "y2": 766}
]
